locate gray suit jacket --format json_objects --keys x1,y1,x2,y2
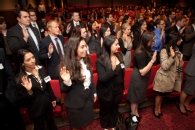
[
  {"x1": 183, "y1": 24, "x2": 195, "y2": 56},
  {"x1": 185, "y1": 45, "x2": 195, "y2": 76}
]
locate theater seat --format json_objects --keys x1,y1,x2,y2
[
  {"x1": 146, "y1": 65, "x2": 158, "y2": 98},
  {"x1": 90, "y1": 53, "x2": 97, "y2": 73},
  {"x1": 130, "y1": 50, "x2": 134, "y2": 68},
  {"x1": 121, "y1": 68, "x2": 133, "y2": 103},
  {"x1": 20, "y1": 108, "x2": 31, "y2": 124},
  {"x1": 50, "y1": 80, "x2": 63, "y2": 117}
]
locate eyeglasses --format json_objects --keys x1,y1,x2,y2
[{"x1": 30, "y1": 15, "x2": 36, "y2": 17}]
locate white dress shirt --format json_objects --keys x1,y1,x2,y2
[{"x1": 49, "y1": 34, "x2": 64, "y2": 55}]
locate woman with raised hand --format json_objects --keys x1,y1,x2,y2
[
  {"x1": 96, "y1": 35, "x2": 125, "y2": 130},
  {"x1": 59, "y1": 37, "x2": 96, "y2": 130},
  {"x1": 118, "y1": 23, "x2": 133, "y2": 68},
  {"x1": 126, "y1": 31, "x2": 156, "y2": 127},
  {"x1": 153, "y1": 32, "x2": 184, "y2": 117},
  {"x1": 15, "y1": 49, "x2": 57, "y2": 130}
]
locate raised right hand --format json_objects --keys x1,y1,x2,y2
[
  {"x1": 60, "y1": 67, "x2": 70, "y2": 82},
  {"x1": 22, "y1": 25, "x2": 29, "y2": 41},
  {"x1": 151, "y1": 51, "x2": 157, "y2": 63},
  {"x1": 21, "y1": 76, "x2": 32, "y2": 91},
  {"x1": 170, "y1": 46, "x2": 175, "y2": 58},
  {"x1": 48, "y1": 43, "x2": 53, "y2": 55},
  {"x1": 66, "y1": 23, "x2": 71, "y2": 32}
]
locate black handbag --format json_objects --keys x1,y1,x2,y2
[{"x1": 125, "y1": 114, "x2": 138, "y2": 130}]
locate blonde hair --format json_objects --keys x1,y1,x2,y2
[
  {"x1": 46, "y1": 19, "x2": 58, "y2": 28},
  {"x1": 120, "y1": 23, "x2": 131, "y2": 38}
]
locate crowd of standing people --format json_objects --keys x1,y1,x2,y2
[{"x1": 0, "y1": 2, "x2": 195, "y2": 130}]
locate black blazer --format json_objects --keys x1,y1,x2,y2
[
  {"x1": 165, "y1": 18, "x2": 172, "y2": 32},
  {"x1": 96, "y1": 52, "x2": 125, "y2": 101},
  {"x1": 133, "y1": 30, "x2": 141, "y2": 50},
  {"x1": 104, "y1": 22, "x2": 116, "y2": 35},
  {"x1": 30, "y1": 21, "x2": 45, "y2": 39},
  {"x1": 185, "y1": 44, "x2": 195, "y2": 76},
  {"x1": 16, "y1": 66, "x2": 56, "y2": 119},
  {"x1": 183, "y1": 24, "x2": 195, "y2": 56},
  {"x1": 165, "y1": 25, "x2": 179, "y2": 34},
  {"x1": 6, "y1": 24, "x2": 41, "y2": 64},
  {"x1": 63, "y1": 20, "x2": 86, "y2": 38},
  {"x1": 60, "y1": 70, "x2": 96, "y2": 108},
  {"x1": 0, "y1": 48, "x2": 19, "y2": 106},
  {"x1": 39, "y1": 35, "x2": 64, "y2": 79}
]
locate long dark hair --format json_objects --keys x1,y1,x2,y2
[
  {"x1": 162, "y1": 32, "x2": 182, "y2": 57},
  {"x1": 134, "y1": 31, "x2": 154, "y2": 59},
  {"x1": 60, "y1": 37, "x2": 91, "y2": 84},
  {"x1": 99, "y1": 24, "x2": 110, "y2": 39},
  {"x1": 136, "y1": 20, "x2": 146, "y2": 34},
  {"x1": 15, "y1": 49, "x2": 35, "y2": 86},
  {"x1": 88, "y1": 20, "x2": 99, "y2": 38},
  {"x1": 122, "y1": 15, "x2": 130, "y2": 25},
  {"x1": 98, "y1": 35, "x2": 123, "y2": 69}
]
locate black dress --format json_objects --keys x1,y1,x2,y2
[{"x1": 126, "y1": 51, "x2": 151, "y2": 103}]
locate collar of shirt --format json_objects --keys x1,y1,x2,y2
[
  {"x1": 49, "y1": 34, "x2": 58, "y2": 41},
  {"x1": 169, "y1": 17, "x2": 172, "y2": 23},
  {"x1": 26, "y1": 65, "x2": 42, "y2": 75},
  {"x1": 154, "y1": 28, "x2": 161, "y2": 34},
  {"x1": 31, "y1": 22, "x2": 38, "y2": 27},
  {"x1": 73, "y1": 20, "x2": 79, "y2": 26},
  {"x1": 176, "y1": 25, "x2": 180, "y2": 31},
  {"x1": 107, "y1": 21, "x2": 111, "y2": 25}
]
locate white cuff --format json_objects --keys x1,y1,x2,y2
[{"x1": 63, "y1": 80, "x2": 72, "y2": 86}]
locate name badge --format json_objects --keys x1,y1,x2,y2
[
  {"x1": 0, "y1": 63, "x2": 4, "y2": 69},
  {"x1": 120, "y1": 63, "x2": 125, "y2": 69},
  {"x1": 44, "y1": 76, "x2": 51, "y2": 83},
  {"x1": 41, "y1": 28, "x2": 44, "y2": 32}
]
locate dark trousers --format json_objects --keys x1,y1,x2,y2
[
  {"x1": 0, "y1": 100, "x2": 25, "y2": 130},
  {"x1": 31, "y1": 106, "x2": 58, "y2": 130},
  {"x1": 98, "y1": 92, "x2": 123, "y2": 128}
]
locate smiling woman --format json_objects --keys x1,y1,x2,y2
[
  {"x1": 15, "y1": 49, "x2": 58, "y2": 130},
  {"x1": 59, "y1": 36, "x2": 96, "y2": 130}
]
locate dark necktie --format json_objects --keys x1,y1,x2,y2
[
  {"x1": 26, "y1": 28, "x2": 32, "y2": 40},
  {"x1": 54, "y1": 38, "x2": 63, "y2": 57}
]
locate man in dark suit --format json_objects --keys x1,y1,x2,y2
[
  {"x1": 165, "y1": 10, "x2": 176, "y2": 32},
  {"x1": 104, "y1": 13, "x2": 116, "y2": 35},
  {"x1": 29, "y1": 9, "x2": 45, "y2": 39},
  {"x1": 7, "y1": 10, "x2": 41, "y2": 65},
  {"x1": 63, "y1": 11, "x2": 86, "y2": 38},
  {"x1": 0, "y1": 48, "x2": 25, "y2": 130},
  {"x1": 183, "y1": 15, "x2": 195, "y2": 60},
  {"x1": 147, "y1": 13, "x2": 161, "y2": 32},
  {"x1": 39, "y1": 20, "x2": 64, "y2": 79},
  {"x1": 131, "y1": 13, "x2": 144, "y2": 32},
  {"x1": 166, "y1": 15, "x2": 186, "y2": 52}
]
